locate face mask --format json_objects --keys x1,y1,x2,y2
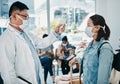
[
  {"x1": 61, "y1": 43, "x2": 67, "y2": 47},
  {"x1": 85, "y1": 26, "x2": 94, "y2": 38},
  {"x1": 17, "y1": 15, "x2": 29, "y2": 30}
]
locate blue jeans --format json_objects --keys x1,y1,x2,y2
[{"x1": 40, "y1": 57, "x2": 53, "y2": 81}]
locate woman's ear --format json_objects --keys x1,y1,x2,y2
[{"x1": 95, "y1": 25, "x2": 101, "y2": 31}]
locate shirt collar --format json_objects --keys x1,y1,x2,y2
[
  {"x1": 7, "y1": 24, "x2": 26, "y2": 41},
  {"x1": 89, "y1": 38, "x2": 105, "y2": 49},
  {"x1": 8, "y1": 24, "x2": 22, "y2": 33}
]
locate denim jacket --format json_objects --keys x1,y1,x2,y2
[{"x1": 78, "y1": 38, "x2": 113, "y2": 84}]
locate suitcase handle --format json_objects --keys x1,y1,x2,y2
[
  {"x1": 70, "y1": 67, "x2": 72, "y2": 84},
  {"x1": 70, "y1": 65, "x2": 82, "y2": 84}
]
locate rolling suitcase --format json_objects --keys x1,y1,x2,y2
[{"x1": 55, "y1": 66, "x2": 82, "y2": 84}]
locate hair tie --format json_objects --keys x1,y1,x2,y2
[{"x1": 101, "y1": 26, "x2": 106, "y2": 33}]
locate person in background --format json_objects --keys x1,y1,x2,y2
[
  {"x1": 69, "y1": 14, "x2": 113, "y2": 84},
  {"x1": 38, "y1": 34, "x2": 55, "y2": 84},
  {"x1": 57, "y1": 36, "x2": 76, "y2": 74},
  {"x1": 110, "y1": 49, "x2": 120, "y2": 84},
  {"x1": 0, "y1": 74, "x2": 3, "y2": 84},
  {"x1": 0, "y1": 1, "x2": 65, "y2": 84}
]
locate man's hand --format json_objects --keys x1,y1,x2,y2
[
  {"x1": 61, "y1": 46, "x2": 66, "y2": 51},
  {"x1": 55, "y1": 24, "x2": 65, "y2": 34}
]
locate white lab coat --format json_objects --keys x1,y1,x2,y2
[{"x1": 0, "y1": 25, "x2": 58, "y2": 84}]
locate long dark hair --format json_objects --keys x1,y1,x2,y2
[{"x1": 90, "y1": 14, "x2": 110, "y2": 41}]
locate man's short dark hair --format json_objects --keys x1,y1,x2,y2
[
  {"x1": 62, "y1": 36, "x2": 68, "y2": 41},
  {"x1": 9, "y1": 1, "x2": 29, "y2": 17},
  {"x1": 42, "y1": 34, "x2": 48, "y2": 38}
]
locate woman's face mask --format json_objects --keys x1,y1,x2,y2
[{"x1": 85, "y1": 26, "x2": 94, "y2": 38}]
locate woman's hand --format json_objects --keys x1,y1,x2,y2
[{"x1": 69, "y1": 57, "x2": 77, "y2": 67}]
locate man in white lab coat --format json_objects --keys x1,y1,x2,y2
[{"x1": 0, "y1": 1, "x2": 65, "y2": 84}]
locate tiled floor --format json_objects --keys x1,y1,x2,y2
[{"x1": 46, "y1": 74, "x2": 53, "y2": 84}]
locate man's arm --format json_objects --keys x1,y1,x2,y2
[
  {"x1": 0, "y1": 41, "x2": 18, "y2": 84},
  {"x1": 35, "y1": 32, "x2": 59, "y2": 49},
  {"x1": 30, "y1": 24, "x2": 65, "y2": 49},
  {"x1": 56, "y1": 45, "x2": 64, "y2": 58}
]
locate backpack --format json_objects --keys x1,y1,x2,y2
[
  {"x1": 98, "y1": 42, "x2": 120, "y2": 71},
  {"x1": 0, "y1": 75, "x2": 3, "y2": 84}
]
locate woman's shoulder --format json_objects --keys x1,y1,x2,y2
[{"x1": 100, "y1": 40, "x2": 113, "y2": 50}]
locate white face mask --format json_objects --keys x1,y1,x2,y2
[
  {"x1": 17, "y1": 15, "x2": 29, "y2": 30},
  {"x1": 85, "y1": 26, "x2": 94, "y2": 38},
  {"x1": 61, "y1": 43, "x2": 67, "y2": 47}
]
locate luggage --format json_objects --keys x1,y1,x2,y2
[
  {"x1": 55, "y1": 67, "x2": 82, "y2": 84},
  {"x1": 55, "y1": 74, "x2": 81, "y2": 84},
  {"x1": 110, "y1": 68, "x2": 120, "y2": 84}
]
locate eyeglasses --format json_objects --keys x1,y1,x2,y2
[{"x1": 17, "y1": 13, "x2": 29, "y2": 20}]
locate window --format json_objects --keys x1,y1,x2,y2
[
  {"x1": 49, "y1": 0, "x2": 95, "y2": 46},
  {"x1": 0, "y1": 0, "x2": 95, "y2": 42},
  {"x1": 0, "y1": 17, "x2": 7, "y2": 35}
]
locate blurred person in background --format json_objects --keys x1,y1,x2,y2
[
  {"x1": 38, "y1": 34, "x2": 55, "y2": 84},
  {"x1": 57, "y1": 36, "x2": 76, "y2": 74}
]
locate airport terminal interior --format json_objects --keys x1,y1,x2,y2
[{"x1": 0, "y1": 0, "x2": 120, "y2": 84}]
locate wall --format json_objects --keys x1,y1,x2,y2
[{"x1": 96, "y1": 0, "x2": 120, "y2": 51}]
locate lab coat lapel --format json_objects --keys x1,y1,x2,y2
[{"x1": 7, "y1": 25, "x2": 27, "y2": 43}]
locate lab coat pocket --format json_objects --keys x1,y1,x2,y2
[{"x1": 18, "y1": 76, "x2": 32, "y2": 84}]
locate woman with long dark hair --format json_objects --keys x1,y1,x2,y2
[{"x1": 69, "y1": 14, "x2": 113, "y2": 84}]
